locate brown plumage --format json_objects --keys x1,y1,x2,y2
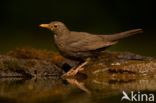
[{"x1": 40, "y1": 21, "x2": 143, "y2": 77}]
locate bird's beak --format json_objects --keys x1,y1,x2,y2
[{"x1": 39, "y1": 24, "x2": 50, "y2": 29}]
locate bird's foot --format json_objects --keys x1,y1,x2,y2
[{"x1": 62, "y1": 60, "x2": 89, "y2": 78}]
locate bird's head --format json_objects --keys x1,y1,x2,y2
[{"x1": 39, "y1": 21, "x2": 69, "y2": 34}]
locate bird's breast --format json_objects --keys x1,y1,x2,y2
[
  {"x1": 54, "y1": 35, "x2": 97, "y2": 60},
  {"x1": 54, "y1": 35, "x2": 68, "y2": 51}
]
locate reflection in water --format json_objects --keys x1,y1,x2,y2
[
  {"x1": 0, "y1": 76, "x2": 90, "y2": 103},
  {"x1": 1, "y1": 72, "x2": 156, "y2": 103},
  {"x1": 66, "y1": 78, "x2": 91, "y2": 95}
]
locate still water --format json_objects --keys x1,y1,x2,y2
[{"x1": 1, "y1": 71, "x2": 156, "y2": 103}]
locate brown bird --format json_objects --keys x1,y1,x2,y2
[{"x1": 40, "y1": 21, "x2": 143, "y2": 77}]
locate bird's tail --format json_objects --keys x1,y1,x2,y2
[{"x1": 101, "y1": 29, "x2": 143, "y2": 41}]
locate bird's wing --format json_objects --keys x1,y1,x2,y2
[
  {"x1": 67, "y1": 32, "x2": 117, "y2": 52},
  {"x1": 69, "y1": 40, "x2": 117, "y2": 52}
]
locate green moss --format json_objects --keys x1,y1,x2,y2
[{"x1": 3, "y1": 59, "x2": 23, "y2": 71}]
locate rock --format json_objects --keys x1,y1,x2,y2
[
  {"x1": 84, "y1": 51, "x2": 156, "y2": 74},
  {"x1": 0, "y1": 48, "x2": 65, "y2": 78},
  {"x1": 1, "y1": 48, "x2": 156, "y2": 79}
]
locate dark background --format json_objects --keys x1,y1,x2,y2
[{"x1": 0, "y1": 0, "x2": 155, "y2": 56}]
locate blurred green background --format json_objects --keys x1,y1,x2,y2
[{"x1": 0, "y1": 0, "x2": 155, "y2": 56}]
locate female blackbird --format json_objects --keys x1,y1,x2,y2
[{"x1": 40, "y1": 21, "x2": 143, "y2": 77}]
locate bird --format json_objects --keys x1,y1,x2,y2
[{"x1": 39, "y1": 21, "x2": 143, "y2": 77}]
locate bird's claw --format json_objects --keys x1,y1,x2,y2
[{"x1": 62, "y1": 59, "x2": 89, "y2": 78}]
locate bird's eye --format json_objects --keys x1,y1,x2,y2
[{"x1": 53, "y1": 25, "x2": 58, "y2": 28}]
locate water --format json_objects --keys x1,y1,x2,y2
[{"x1": 1, "y1": 72, "x2": 156, "y2": 103}]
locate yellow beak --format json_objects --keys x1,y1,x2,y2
[{"x1": 39, "y1": 24, "x2": 50, "y2": 29}]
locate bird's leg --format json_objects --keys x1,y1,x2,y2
[{"x1": 62, "y1": 58, "x2": 90, "y2": 77}]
